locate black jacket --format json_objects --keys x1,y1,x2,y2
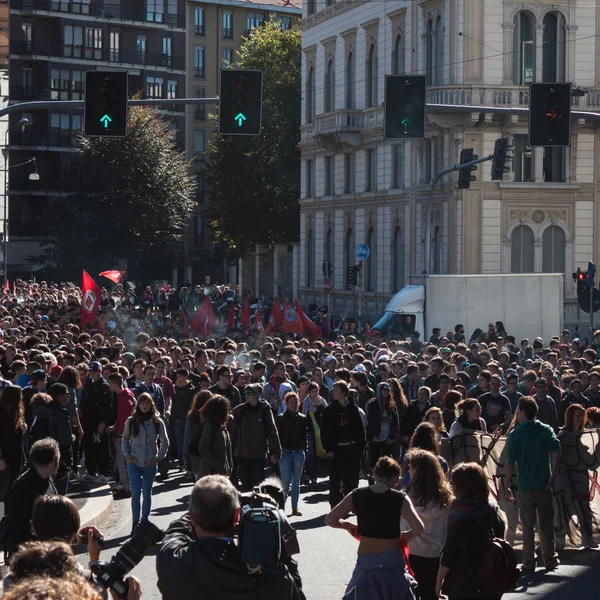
[
  {"x1": 156, "y1": 514, "x2": 305, "y2": 600},
  {"x1": 80, "y1": 376, "x2": 113, "y2": 430},
  {"x1": 400, "y1": 400, "x2": 432, "y2": 440},
  {"x1": 0, "y1": 407, "x2": 23, "y2": 467},
  {"x1": 320, "y1": 400, "x2": 366, "y2": 455},
  {"x1": 33, "y1": 401, "x2": 73, "y2": 448},
  {"x1": 275, "y1": 411, "x2": 309, "y2": 451},
  {"x1": 5, "y1": 467, "x2": 57, "y2": 553},
  {"x1": 365, "y1": 400, "x2": 399, "y2": 443}
]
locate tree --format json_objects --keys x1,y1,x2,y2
[
  {"x1": 34, "y1": 105, "x2": 195, "y2": 281},
  {"x1": 207, "y1": 21, "x2": 301, "y2": 256}
]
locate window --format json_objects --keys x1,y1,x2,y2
[
  {"x1": 345, "y1": 52, "x2": 355, "y2": 109},
  {"x1": 424, "y1": 138, "x2": 437, "y2": 183},
  {"x1": 324, "y1": 228, "x2": 333, "y2": 264},
  {"x1": 324, "y1": 59, "x2": 334, "y2": 112},
  {"x1": 543, "y1": 12, "x2": 566, "y2": 82},
  {"x1": 344, "y1": 152, "x2": 355, "y2": 193},
  {"x1": 146, "y1": 0, "x2": 164, "y2": 23},
  {"x1": 137, "y1": 35, "x2": 147, "y2": 63},
  {"x1": 307, "y1": 0, "x2": 316, "y2": 16},
  {"x1": 434, "y1": 16, "x2": 443, "y2": 84},
  {"x1": 365, "y1": 227, "x2": 376, "y2": 292},
  {"x1": 84, "y1": 28, "x2": 103, "y2": 59},
  {"x1": 344, "y1": 228, "x2": 354, "y2": 290},
  {"x1": 194, "y1": 47, "x2": 205, "y2": 77},
  {"x1": 324, "y1": 156, "x2": 334, "y2": 196},
  {"x1": 194, "y1": 87, "x2": 205, "y2": 120},
  {"x1": 392, "y1": 144, "x2": 403, "y2": 188},
  {"x1": 21, "y1": 69, "x2": 33, "y2": 99},
  {"x1": 431, "y1": 225, "x2": 441, "y2": 274},
  {"x1": 280, "y1": 16, "x2": 292, "y2": 31},
  {"x1": 514, "y1": 11, "x2": 535, "y2": 84},
  {"x1": 109, "y1": 32, "x2": 120, "y2": 62},
  {"x1": 246, "y1": 13, "x2": 264, "y2": 33},
  {"x1": 162, "y1": 37, "x2": 172, "y2": 67},
  {"x1": 513, "y1": 134, "x2": 532, "y2": 182},
  {"x1": 167, "y1": 121, "x2": 177, "y2": 143},
  {"x1": 306, "y1": 229, "x2": 314, "y2": 287},
  {"x1": 365, "y1": 148, "x2": 376, "y2": 191},
  {"x1": 50, "y1": 69, "x2": 83, "y2": 101},
  {"x1": 366, "y1": 43, "x2": 377, "y2": 108},
  {"x1": 306, "y1": 66, "x2": 315, "y2": 124},
  {"x1": 194, "y1": 215, "x2": 204, "y2": 245},
  {"x1": 511, "y1": 225, "x2": 534, "y2": 273},
  {"x1": 194, "y1": 7, "x2": 205, "y2": 35},
  {"x1": 22, "y1": 23, "x2": 33, "y2": 52},
  {"x1": 167, "y1": 80, "x2": 177, "y2": 100},
  {"x1": 305, "y1": 159, "x2": 314, "y2": 198},
  {"x1": 50, "y1": 113, "x2": 81, "y2": 146},
  {"x1": 223, "y1": 12, "x2": 233, "y2": 39},
  {"x1": 392, "y1": 226, "x2": 404, "y2": 290},
  {"x1": 72, "y1": 0, "x2": 91, "y2": 14},
  {"x1": 542, "y1": 225, "x2": 565, "y2": 273},
  {"x1": 72, "y1": 71, "x2": 83, "y2": 99},
  {"x1": 64, "y1": 25, "x2": 82, "y2": 58},
  {"x1": 426, "y1": 19, "x2": 434, "y2": 83},
  {"x1": 393, "y1": 33, "x2": 404, "y2": 75},
  {"x1": 196, "y1": 171, "x2": 206, "y2": 203},
  {"x1": 146, "y1": 76, "x2": 163, "y2": 99},
  {"x1": 222, "y1": 48, "x2": 234, "y2": 67},
  {"x1": 543, "y1": 147, "x2": 565, "y2": 182},
  {"x1": 193, "y1": 129, "x2": 205, "y2": 157}
]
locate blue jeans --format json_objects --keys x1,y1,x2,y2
[
  {"x1": 279, "y1": 449, "x2": 305, "y2": 510},
  {"x1": 127, "y1": 463, "x2": 157, "y2": 522},
  {"x1": 174, "y1": 422, "x2": 186, "y2": 468}
]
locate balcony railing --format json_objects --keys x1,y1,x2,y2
[
  {"x1": 10, "y1": 85, "x2": 52, "y2": 101},
  {"x1": 10, "y1": 129, "x2": 79, "y2": 148},
  {"x1": 314, "y1": 109, "x2": 364, "y2": 136},
  {"x1": 426, "y1": 85, "x2": 531, "y2": 108}
]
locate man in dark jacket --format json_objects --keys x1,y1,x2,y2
[
  {"x1": 79, "y1": 361, "x2": 113, "y2": 483},
  {"x1": 157, "y1": 475, "x2": 305, "y2": 600},
  {"x1": 171, "y1": 368, "x2": 197, "y2": 471},
  {"x1": 5, "y1": 438, "x2": 59, "y2": 556},
  {"x1": 210, "y1": 365, "x2": 242, "y2": 409},
  {"x1": 30, "y1": 383, "x2": 74, "y2": 494},
  {"x1": 320, "y1": 380, "x2": 366, "y2": 508}
]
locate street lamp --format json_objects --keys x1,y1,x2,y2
[{"x1": 4, "y1": 117, "x2": 32, "y2": 285}]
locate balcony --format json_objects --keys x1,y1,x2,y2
[
  {"x1": 10, "y1": 85, "x2": 52, "y2": 101},
  {"x1": 313, "y1": 109, "x2": 363, "y2": 151},
  {"x1": 426, "y1": 85, "x2": 531, "y2": 108},
  {"x1": 14, "y1": 0, "x2": 186, "y2": 29},
  {"x1": 9, "y1": 128, "x2": 79, "y2": 149}
]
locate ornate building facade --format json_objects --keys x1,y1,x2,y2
[{"x1": 298, "y1": 0, "x2": 600, "y2": 328}]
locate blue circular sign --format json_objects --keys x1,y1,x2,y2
[{"x1": 354, "y1": 244, "x2": 370, "y2": 260}]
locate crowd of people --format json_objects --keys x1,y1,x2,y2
[{"x1": 0, "y1": 280, "x2": 600, "y2": 599}]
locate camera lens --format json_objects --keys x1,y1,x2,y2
[{"x1": 112, "y1": 520, "x2": 164, "y2": 575}]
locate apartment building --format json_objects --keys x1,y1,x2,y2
[
  {"x1": 184, "y1": 0, "x2": 300, "y2": 285},
  {"x1": 7, "y1": 0, "x2": 186, "y2": 276},
  {"x1": 299, "y1": 0, "x2": 600, "y2": 329}
]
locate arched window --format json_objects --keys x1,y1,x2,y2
[
  {"x1": 306, "y1": 229, "x2": 314, "y2": 287},
  {"x1": 306, "y1": 66, "x2": 315, "y2": 124},
  {"x1": 513, "y1": 11, "x2": 535, "y2": 84},
  {"x1": 366, "y1": 43, "x2": 377, "y2": 108},
  {"x1": 434, "y1": 16, "x2": 443, "y2": 84},
  {"x1": 365, "y1": 227, "x2": 376, "y2": 292},
  {"x1": 431, "y1": 225, "x2": 441, "y2": 274},
  {"x1": 344, "y1": 228, "x2": 354, "y2": 290},
  {"x1": 426, "y1": 18, "x2": 434, "y2": 83},
  {"x1": 393, "y1": 33, "x2": 404, "y2": 75},
  {"x1": 543, "y1": 11, "x2": 566, "y2": 82},
  {"x1": 345, "y1": 52, "x2": 355, "y2": 109},
  {"x1": 392, "y1": 226, "x2": 404, "y2": 291},
  {"x1": 324, "y1": 228, "x2": 333, "y2": 264},
  {"x1": 542, "y1": 225, "x2": 565, "y2": 273},
  {"x1": 511, "y1": 224, "x2": 534, "y2": 272},
  {"x1": 324, "y1": 58, "x2": 335, "y2": 112}
]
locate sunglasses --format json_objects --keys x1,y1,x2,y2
[{"x1": 244, "y1": 390, "x2": 255, "y2": 396}]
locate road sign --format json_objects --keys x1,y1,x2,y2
[
  {"x1": 322, "y1": 260, "x2": 333, "y2": 278},
  {"x1": 578, "y1": 288, "x2": 600, "y2": 314},
  {"x1": 354, "y1": 244, "x2": 370, "y2": 261},
  {"x1": 323, "y1": 277, "x2": 331, "y2": 295},
  {"x1": 84, "y1": 70, "x2": 128, "y2": 137}
]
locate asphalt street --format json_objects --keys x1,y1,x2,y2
[{"x1": 75, "y1": 471, "x2": 600, "y2": 600}]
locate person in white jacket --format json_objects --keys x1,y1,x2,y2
[{"x1": 401, "y1": 448, "x2": 453, "y2": 600}]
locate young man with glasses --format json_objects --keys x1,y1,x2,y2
[{"x1": 209, "y1": 365, "x2": 241, "y2": 409}]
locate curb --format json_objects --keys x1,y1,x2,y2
[{"x1": 78, "y1": 484, "x2": 115, "y2": 530}]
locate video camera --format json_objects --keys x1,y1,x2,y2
[{"x1": 90, "y1": 520, "x2": 163, "y2": 598}]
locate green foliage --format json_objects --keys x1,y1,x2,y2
[
  {"x1": 34, "y1": 105, "x2": 195, "y2": 281},
  {"x1": 207, "y1": 21, "x2": 301, "y2": 256}
]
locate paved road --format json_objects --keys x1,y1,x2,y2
[{"x1": 76, "y1": 472, "x2": 600, "y2": 600}]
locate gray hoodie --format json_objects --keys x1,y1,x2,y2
[{"x1": 122, "y1": 415, "x2": 169, "y2": 467}]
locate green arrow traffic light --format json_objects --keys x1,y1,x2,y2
[
  {"x1": 401, "y1": 117, "x2": 411, "y2": 132},
  {"x1": 235, "y1": 112, "x2": 247, "y2": 127},
  {"x1": 100, "y1": 114, "x2": 112, "y2": 129}
]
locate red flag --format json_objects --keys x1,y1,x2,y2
[
  {"x1": 28, "y1": 284, "x2": 33, "y2": 296},
  {"x1": 266, "y1": 297, "x2": 283, "y2": 334},
  {"x1": 254, "y1": 306, "x2": 265, "y2": 335},
  {"x1": 81, "y1": 270, "x2": 101, "y2": 328},
  {"x1": 3, "y1": 280, "x2": 8, "y2": 292},
  {"x1": 191, "y1": 296, "x2": 215, "y2": 337},
  {"x1": 295, "y1": 297, "x2": 322, "y2": 339},
  {"x1": 227, "y1": 303, "x2": 235, "y2": 329},
  {"x1": 240, "y1": 298, "x2": 251, "y2": 334},
  {"x1": 99, "y1": 270, "x2": 126, "y2": 284},
  {"x1": 281, "y1": 301, "x2": 303, "y2": 335}
]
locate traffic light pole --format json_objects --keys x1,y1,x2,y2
[{"x1": 423, "y1": 154, "x2": 493, "y2": 274}]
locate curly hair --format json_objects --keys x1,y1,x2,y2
[
  {"x1": 407, "y1": 449, "x2": 453, "y2": 509},
  {"x1": 200, "y1": 394, "x2": 231, "y2": 427},
  {"x1": 409, "y1": 422, "x2": 440, "y2": 455},
  {"x1": 8, "y1": 541, "x2": 79, "y2": 583},
  {"x1": 3, "y1": 575, "x2": 102, "y2": 600}
]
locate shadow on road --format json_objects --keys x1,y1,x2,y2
[{"x1": 292, "y1": 515, "x2": 325, "y2": 531}]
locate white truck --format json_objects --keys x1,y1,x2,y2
[{"x1": 371, "y1": 274, "x2": 564, "y2": 343}]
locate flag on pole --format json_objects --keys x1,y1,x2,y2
[
  {"x1": 99, "y1": 270, "x2": 126, "y2": 284},
  {"x1": 81, "y1": 270, "x2": 101, "y2": 328},
  {"x1": 227, "y1": 303, "x2": 235, "y2": 329},
  {"x1": 12, "y1": 280, "x2": 15, "y2": 295},
  {"x1": 254, "y1": 305, "x2": 265, "y2": 335},
  {"x1": 295, "y1": 297, "x2": 322, "y2": 339},
  {"x1": 281, "y1": 301, "x2": 303, "y2": 335},
  {"x1": 3, "y1": 280, "x2": 8, "y2": 292},
  {"x1": 191, "y1": 296, "x2": 215, "y2": 337},
  {"x1": 266, "y1": 297, "x2": 283, "y2": 334},
  {"x1": 240, "y1": 298, "x2": 251, "y2": 334}
]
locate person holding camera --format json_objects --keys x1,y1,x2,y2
[{"x1": 157, "y1": 474, "x2": 305, "y2": 600}]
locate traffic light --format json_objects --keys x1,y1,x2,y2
[
  {"x1": 84, "y1": 71, "x2": 128, "y2": 137},
  {"x1": 218, "y1": 69, "x2": 263, "y2": 136},
  {"x1": 529, "y1": 82, "x2": 571, "y2": 147},
  {"x1": 588, "y1": 261, "x2": 596, "y2": 289},
  {"x1": 457, "y1": 148, "x2": 478, "y2": 189},
  {"x1": 347, "y1": 266, "x2": 359, "y2": 287},
  {"x1": 384, "y1": 75, "x2": 427, "y2": 140},
  {"x1": 574, "y1": 268, "x2": 588, "y2": 294},
  {"x1": 491, "y1": 137, "x2": 513, "y2": 181}
]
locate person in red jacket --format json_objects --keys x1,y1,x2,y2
[{"x1": 107, "y1": 373, "x2": 135, "y2": 499}]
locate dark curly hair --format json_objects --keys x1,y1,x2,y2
[{"x1": 201, "y1": 395, "x2": 231, "y2": 427}]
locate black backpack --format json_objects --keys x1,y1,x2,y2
[{"x1": 188, "y1": 423, "x2": 205, "y2": 457}]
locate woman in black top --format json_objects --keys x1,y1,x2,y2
[
  {"x1": 436, "y1": 462, "x2": 507, "y2": 600},
  {"x1": 325, "y1": 456, "x2": 423, "y2": 600},
  {"x1": 0, "y1": 385, "x2": 27, "y2": 489}
]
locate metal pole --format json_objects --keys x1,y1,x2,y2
[
  {"x1": 422, "y1": 154, "x2": 494, "y2": 273},
  {"x1": 3, "y1": 127, "x2": 7, "y2": 286},
  {"x1": 358, "y1": 263, "x2": 363, "y2": 331},
  {"x1": 591, "y1": 282, "x2": 594, "y2": 336}
]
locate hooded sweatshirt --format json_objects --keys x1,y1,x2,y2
[{"x1": 506, "y1": 419, "x2": 561, "y2": 492}]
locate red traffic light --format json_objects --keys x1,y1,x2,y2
[{"x1": 578, "y1": 272, "x2": 586, "y2": 281}]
